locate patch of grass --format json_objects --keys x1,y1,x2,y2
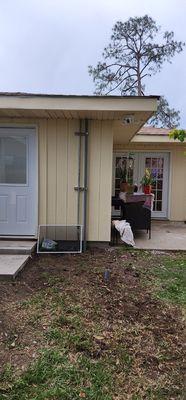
[
  {"x1": 116, "y1": 346, "x2": 133, "y2": 374},
  {"x1": 145, "y1": 385, "x2": 183, "y2": 399},
  {"x1": 45, "y1": 327, "x2": 63, "y2": 342},
  {"x1": 47, "y1": 276, "x2": 63, "y2": 285},
  {"x1": 152, "y1": 258, "x2": 186, "y2": 305},
  {"x1": 19, "y1": 292, "x2": 46, "y2": 309},
  {"x1": 0, "y1": 363, "x2": 14, "y2": 387},
  {"x1": 65, "y1": 303, "x2": 84, "y2": 316},
  {"x1": 56, "y1": 313, "x2": 82, "y2": 329},
  {"x1": 1, "y1": 349, "x2": 113, "y2": 400},
  {"x1": 45, "y1": 327, "x2": 93, "y2": 354},
  {"x1": 28, "y1": 312, "x2": 42, "y2": 327}
]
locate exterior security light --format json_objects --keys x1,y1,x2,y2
[{"x1": 122, "y1": 115, "x2": 134, "y2": 125}]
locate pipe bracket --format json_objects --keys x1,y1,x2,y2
[
  {"x1": 75, "y1": 131, "x2": 89, "y2": 136},
  {"x1": 74, "y1": 186, "x2": 87, "y2": 191}
]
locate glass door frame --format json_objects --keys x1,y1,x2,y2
[
  {"x1": 112, "y1": 152, "x2": 139, "y2": 196},
  {"x1": 139, "y1": 152, "x2": 170, "y2": 218},
  {"x1": 113, "y1": 151, "x2": 170, "y2": 219}
]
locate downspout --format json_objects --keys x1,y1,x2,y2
[
  {"x1": 83, "y1": 118, "x2": 89, "y2": 252},
  {"x1": 77, "y1": 120, "x2": 82, "y2": 225},
  {"x1": 74, "y1": 119, "x2": 89, "y2": 252}
]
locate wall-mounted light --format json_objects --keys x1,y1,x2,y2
[
  {"x1": 121, "y1": 114, "x2": 146, "y2": 125},
  {"x1": 121, "y1": 115, "x2": 134, "y2": 125}
]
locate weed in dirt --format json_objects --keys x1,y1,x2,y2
[
  {"x1": 19, "y1": 292, "x2": 45, "y2": 309},
  {"x1": 45, "y1": 325, "x2": 93, "y2": 354},
  {"x1": 65, "y1": 304, "x2": 84, "y2": 316},
  {"x1": 28, "y1": 312, "x2": 42, "y2": 327},
  {"x1": 45, "y1": 327, "x2": 63, "y2": 342},
  {"x1": 56, "y1": 314, "x2": 70, "y2": 326},
  {"x1": 114, "y1": 345, "x2": 133, "y2": 374},
  {"x1": 0, "y1": 363, "x2": 14, "y2": 384}
]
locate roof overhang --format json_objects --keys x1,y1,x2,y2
[
  {"x1": 132, "y1": 134, "x2": 185, "y2": 144},
  {"x1": 132, "y1": 134, "x2": 170, "y2": 143},
  {"x1": 0, "y1": 93, "x2": 159, "y2": 144}
]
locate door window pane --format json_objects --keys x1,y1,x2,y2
[
  {"x1": 152, "y1": 158, "x2": 158, "y2": 168},
  {"x1": 157, "y1": 190, "x2": 162, "y2": 200},
  {"x1": 145, "y1": 156, "x2": 164, "y2": 212},
  {"x1": 145, "y1": 158, "x2": 151, "y2": 168},
  {"x1": 158, "y1": 158, "x2": 164, "y2": 168},
  {"x1": 0, "y1": 136, "x2": 27, "y2": 184},
  {"x1": 157, "y1": 180, "x2": 163, "y2": 190},
  {"x1": 115, "y1": 155, "x2": 135, "y2": 196},
  {"x1": 156, "y1": 201, "x2": 162, "y2": 211}
]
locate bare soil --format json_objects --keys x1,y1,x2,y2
[{"x1": 0, "y1": 248, "x2": 185, "y2": 399}]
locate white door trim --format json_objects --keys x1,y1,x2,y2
[{"x1": 0, "y1": 125, "x2": 38, "y2": 236}]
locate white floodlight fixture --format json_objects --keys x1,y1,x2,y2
[{"x1": 121, "y1": 115, "x2": 135, "y2": 125}]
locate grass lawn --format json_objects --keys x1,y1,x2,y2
[{"x1": 0, "y1": 248, "x2": 185, "y2": 399}]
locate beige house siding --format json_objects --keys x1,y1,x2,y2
[
  {"x1": 170, "y1": 147, "x2": 186, "y2": 221},
  {"x1": 88, "y1": 120, "x2": 113, "y2": 241},
  {"x1": 0, "y1": 118, "x2": 113, "y2": 241},
  {"x1": 40, "y1": 118, "x2": 113, "y2": 241},
  {"x1": 114, "y1": 142, "x2": 186, "y2": 221}
]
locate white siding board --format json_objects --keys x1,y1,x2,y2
[
  {"x1": 38, "y1": 119, "x2": 47, "y2": 224},
  {"x1": 87, "y1": 120, "x2": 101, "y2": 241},
  {"x1": 66, "y1": 120, "x2": 79, "y2": 225},
  {"x1": 56, "y1": 119, "x2": 68, "y2": 224},
  {"x1": 98, "y1": 121, "x2": 113, "y2": 241},
  {"x1": 47, "y1": 119, "x2": 57, "y2": 224}
]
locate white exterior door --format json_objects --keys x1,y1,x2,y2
[
  {"x1": 113, "y1": 152, "x2": 170, "y2": 219},
  {"x1": 0, "y1": 127, "x2": 37, "y2": 235},
  {"x1": 139, "y1": 153, "x2": 169, "y2": 218}
]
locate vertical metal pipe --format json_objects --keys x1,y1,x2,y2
[
  {"x1": 83, "y1": 119, "x2": 88, "y2": 252},
  {"x1": 77, "y1": 120, "x2": 82, "y2": 225}
]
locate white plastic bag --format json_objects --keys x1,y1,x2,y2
[{"x1": 41, "y1": 238, "x2": 57, "y2": 251}]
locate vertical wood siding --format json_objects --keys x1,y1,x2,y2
[
  {"x1": 170, "y1": 148, "x2": 186, "y2": 221},
  {"x1": 38, "y1": 118, "x2": 113, "y2": 241}
]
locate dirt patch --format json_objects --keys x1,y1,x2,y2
[{"x1": 0, "y1": 249, "x2": 185, "y2": 398}]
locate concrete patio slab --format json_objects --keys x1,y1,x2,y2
[
  {"x1": 0, "y1": 255, "x2": 29, "y2": 280},
  {"x1": 134, "y1": 221, "x2": 186, "y2": 251},
  {"x1": 0, "y1": 240, "x2": 36, "y2": 255}
]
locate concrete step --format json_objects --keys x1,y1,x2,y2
[
  {"x1": 0, "y1": 240, "x2": 36, "y2": 255},
  {"x1": 0, "y1": 254, "x2": 30, "y2": 280}
]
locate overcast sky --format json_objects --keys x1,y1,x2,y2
[{"x1": 0, "y1": 0, "x2": 186, "y2": 126}]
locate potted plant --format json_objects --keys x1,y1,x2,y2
[
  {"x1": 117, "y1": 166, "x2": 128, "y2": 192},
  {"x1": 116, "y1": 154, "x2": 135, "y2": 193},
  {"x1": 140, "y1": 168, "x2": 155, "y2": 194}
]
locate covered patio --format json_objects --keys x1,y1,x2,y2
[
  {"x1": 112, "y1": 122, "x2": 186, "y2": 252},
  {"x1": 134, "y1": 220, "x2": 186, "y2": 251},
  {"x1": 111, "y1": 220, "x2": 186, "y2": 251}
]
